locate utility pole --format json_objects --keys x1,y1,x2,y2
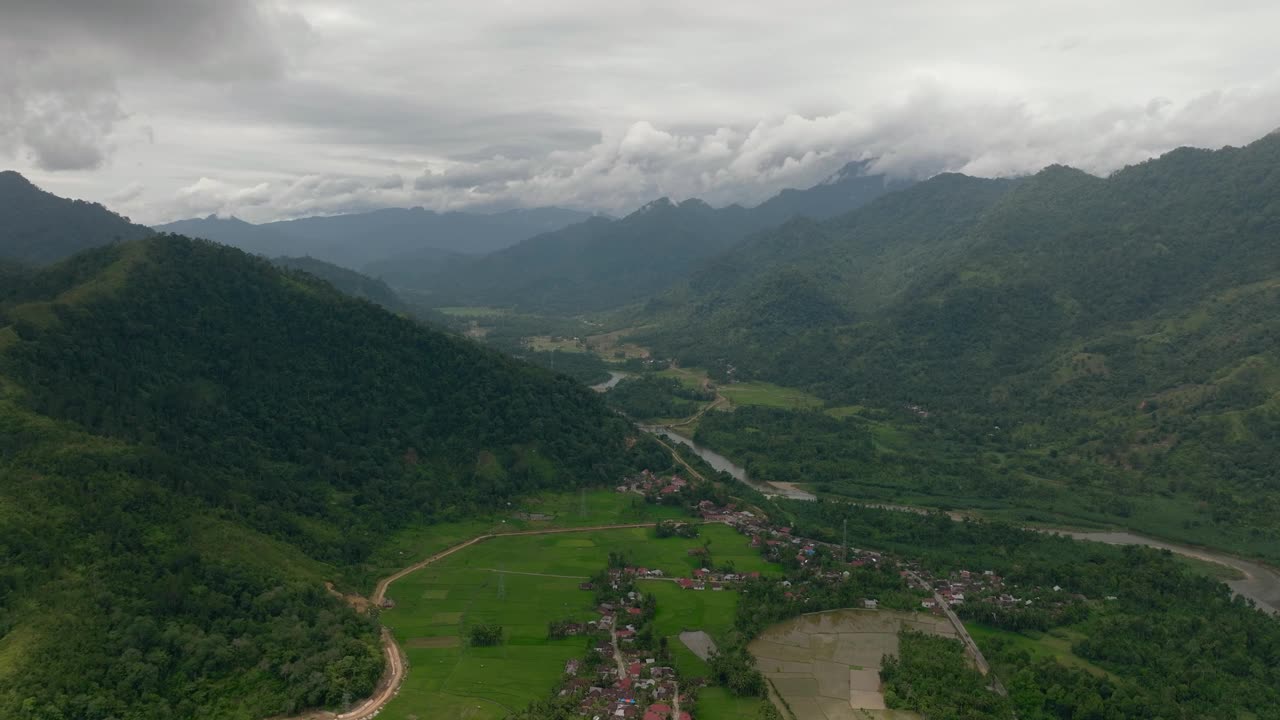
[{"x1": 842, "y1": 518, "x2": 848, "y2": 563}]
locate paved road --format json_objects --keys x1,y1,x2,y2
[
  {"x1": 905, "y1": 570, "x2": 1005, "y2": 695},
  {"x1": 281, "y1": 521, "x2": 661, "y2": 720}
]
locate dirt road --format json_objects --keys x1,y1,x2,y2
[{"x1": 284, "y1": 521, "x2": 661, "y2": 720}]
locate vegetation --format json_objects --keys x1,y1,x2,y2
[
  {"x1": 270, "y1": 255, "x2": 407, "y2": 311},
  {"x1": 641, "y1": 135, "x2": 1280, "y2": 561},
  {"x1": 881, "y1": 629, "x2": 1014, "y2": 718},
  {"x1": 0, "y1": 236, "x2": 652, "y2": 718},
  {"x1": 417, "y1": 164, "x2": 904, "y2": 314},
  {"x1": 468, "y1": 623, "x2": 504, "y2": 646},
  {"x1": 0, "y1": 171, "x2": 154, "y2": 265},
  {"x1": 607, "y1": 375, "x2": 712, "y2": 420},
  {"x1": 784, "y1": 501, "x2": 1280, "y2": 719}
]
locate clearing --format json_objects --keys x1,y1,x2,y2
[{"x1": 749, "y1": 609, "x2": 959, "y2": 720}]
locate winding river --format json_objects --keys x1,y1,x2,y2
[
  {"x1": 589, "y1": 370, "x2": 629, "y2": 392},
  {"x1": 638, "y1": 425, "x2": 817, "y2": 500},
  {"x1": 1044, "y1": 530, "x2": 1280, "y2": 615},
  {"x1": 639, "y1": 426, "x2": 1280, "y2": 613}
]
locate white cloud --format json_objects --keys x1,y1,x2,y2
[{"x1": 6, "y1": 1, "x2": 1280, "y2": 223}]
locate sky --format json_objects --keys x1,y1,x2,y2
[{"x1": 3, "y1": 1, "x2": 1279, "y2": 225}]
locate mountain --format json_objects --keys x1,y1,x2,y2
[
  {"x1": 0, "y1": 236, "x2": 648, "y2": 718},
  {"x1": 748, "y1": 159, "x2": 915, "y2": 227},
  {"x1": 156, "y1": 206, "x2": 595, "y2": 270},
  {"x1": 412, "y1": 163, "x2": 910, "y2": 312},
  {"x1": 156, "y1": 214, "x2": 302, "y2": 257},
  {"x1": 360, "y1": 245, "x2": 473, "y2": 288},
  {"x1": 0, "y1": 171, "x2": 154, "y2": 265},
  {"x1": 271, "y1": 255, "x2": 407, "y2": 311},
  {"x1": 642, "y1": 134, "x2": 1280, "y2": 557}
]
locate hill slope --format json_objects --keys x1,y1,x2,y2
[
  {"x1": 414, "y1": 163, "x2": 911, "y2": 312},
  {"x1": 0, "y1": 236, "x2": 647, "y2": 718},
  {"x1": 0, "y1": 171, "x2": 154, "y2": 265},
  {"x1": 270, "y1": 255, "x2": 407, "y2": 311},
  {"x1": 156, "y1": 206, "x2": 594, "y2": 270},
  {"x1": 643, "y1": 135, "x2": 1280, "y2": 556}
]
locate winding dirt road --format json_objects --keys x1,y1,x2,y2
[{"x1": 285, "y1": 522, "x2": 661, "y2": 720}]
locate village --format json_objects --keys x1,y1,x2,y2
[{"x1": 537, "y1": 470, "x2": 1085, "y2": 719}]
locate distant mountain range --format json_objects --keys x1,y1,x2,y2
[
  {"x1": 154, "y1": 206, "x2": 596, "y2": 270},
  {"x1": 406, "y1": 160, "x2": 912, "y2": 312},
  {"x1": 638, "y1": 133, "x2": 1280, "y2": 554}
]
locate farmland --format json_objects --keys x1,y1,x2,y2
[{"x1": 377, "y1": 522, "x2": 781, "y2": 720}]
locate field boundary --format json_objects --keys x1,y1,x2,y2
[{"x1": 282, "y1": 521, "x2": 662, "y2": 720}]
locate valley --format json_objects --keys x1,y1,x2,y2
[{"x1": 4, "y1": 123, "x2": 1280, "y2": 720}]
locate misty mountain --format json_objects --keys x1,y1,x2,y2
[
  {"x1": 0, "y1": 171, "x2": 154, "y2": 265},
  {"x1": 156, "y1": 205, "x2": 595, "y2": 269},
  {"x1": 643, "y1": 133, "x2": 1280, "y2": 545},
  {"x1": 156, "y1": 214, "x2": 302, "y2": 257},
  {"x1": 410, "y1": 161, "x2": 911, "y2": 312}
]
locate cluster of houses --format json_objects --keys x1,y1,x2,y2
[
  {"x1": 547, "y1": 575, "x2": 694, "y2": 719},
  {"x1": 690, "y1": 497, "x2": 1045, "y2": 616},
  {"x1": 617, "y1": 470, "x2": 689, "y2": 497}
]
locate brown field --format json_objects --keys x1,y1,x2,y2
[
  {"x1": 749, "y1": 609, "x2": 958, "y2": 720},
  {"x1": 405, "y1": 636, "x2": 461, "y2": 649}
]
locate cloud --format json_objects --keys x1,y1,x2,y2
[
  {"x1": 10, "y1": 1, "x2": 1280, "y2": 223},
  {"x1": 0, "y1": 0, "x2": 308, "y2": 171},
  {"x1": 141, "y1": 74, "x2": 1280, "y2": 225}
]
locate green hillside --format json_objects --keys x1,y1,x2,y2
[
  {"x1": 0, "y1": 236, "x2": 650, "y2": 719},
  {"x1": 0, "y1": 171, "x2": 154, "y2": 265},
  {"x1": 412, "y1": 164, "x2": 909, "y2": 313},
  {"x1": 641, "y1": 134, "x2": 1280, "y2": 558},
  {"x1": 270, "y1": 255, "x2": 408, "y2": 311}
]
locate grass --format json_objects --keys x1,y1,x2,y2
[
  {"x1": 363, "y1": 489, "x2": 688, "y2": 587},
  {"x1": 641, "y1": 580, "x2": 740, "y2": 639},
  {"x1": 967, "y1": 623, "x2": 1114, "y2": 679},
  {"x1": 377, "y1": 523, "x2": 782, "y2": 719},
  {"x1": 696, "y1": 686, "x2": 769, "y2": 719},
  {"x1": 719, "y1": 381, "x2": 823, "y2": 410}
]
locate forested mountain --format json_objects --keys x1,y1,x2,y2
[
  {"x1": 270, "y1": 255, "x2": 407, "y2": 311},
  {"x1": 0, "y1": 236, "x2": 652, "y2": 719},
  {"x1": 156, "y1": 206, "x2": 594, "y2": 270},
  {"x1": 642, "y1": 134, "x2": 1280, "y2": 555},
  {"x1": 410, "y1": 162, "x2": 910, "y2": 312},
  {"x1": 0, "y1": 171, "x2": 154, "y2": 265}
]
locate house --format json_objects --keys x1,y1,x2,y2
[
  {"x1": 565, "y1": 659, "x2": 581, "y2": 675},
  {"x1": 627, "y1": 607, "x2": 643, "y2": 616},
  {"x1": 676, "y1": 578, "x2": 694, "y2": 589},
  {"x1": 863, "y1": 599, "x2": 879, "y2": 609},
  {"x1": 580, "y1": 582, "x2": 595, "y2": 591},
  {"x1": 921, "y1": 599, "x2": 937, "y2": 609}
]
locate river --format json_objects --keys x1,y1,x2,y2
[
  {"x1": 1041, "y1": 530, "x2": 1280, "y2": 615},
  {"x1": 589, "y1": 370, "x2": 628, "y2": 392},
  {"x1": 637, "y1": 425, "x2": 817, "y2": 500},
  {"x1": 640, "y1": 426, "x2": 1279, "y2": 612}
]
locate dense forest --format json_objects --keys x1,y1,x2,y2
[
  {"x1": 0, "y1": 236, "x2": 652, "y2": 718},
  {"x1": 636, "y1": 135, "x2": 1280, "y2": 561},
  {"x1": 269, "y1": 255, "x2": 408, "y2": 311}
]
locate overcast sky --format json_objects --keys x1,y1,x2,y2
[{"x1": 3, "y1": 1, "x2": 1279, "y2": 224}]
